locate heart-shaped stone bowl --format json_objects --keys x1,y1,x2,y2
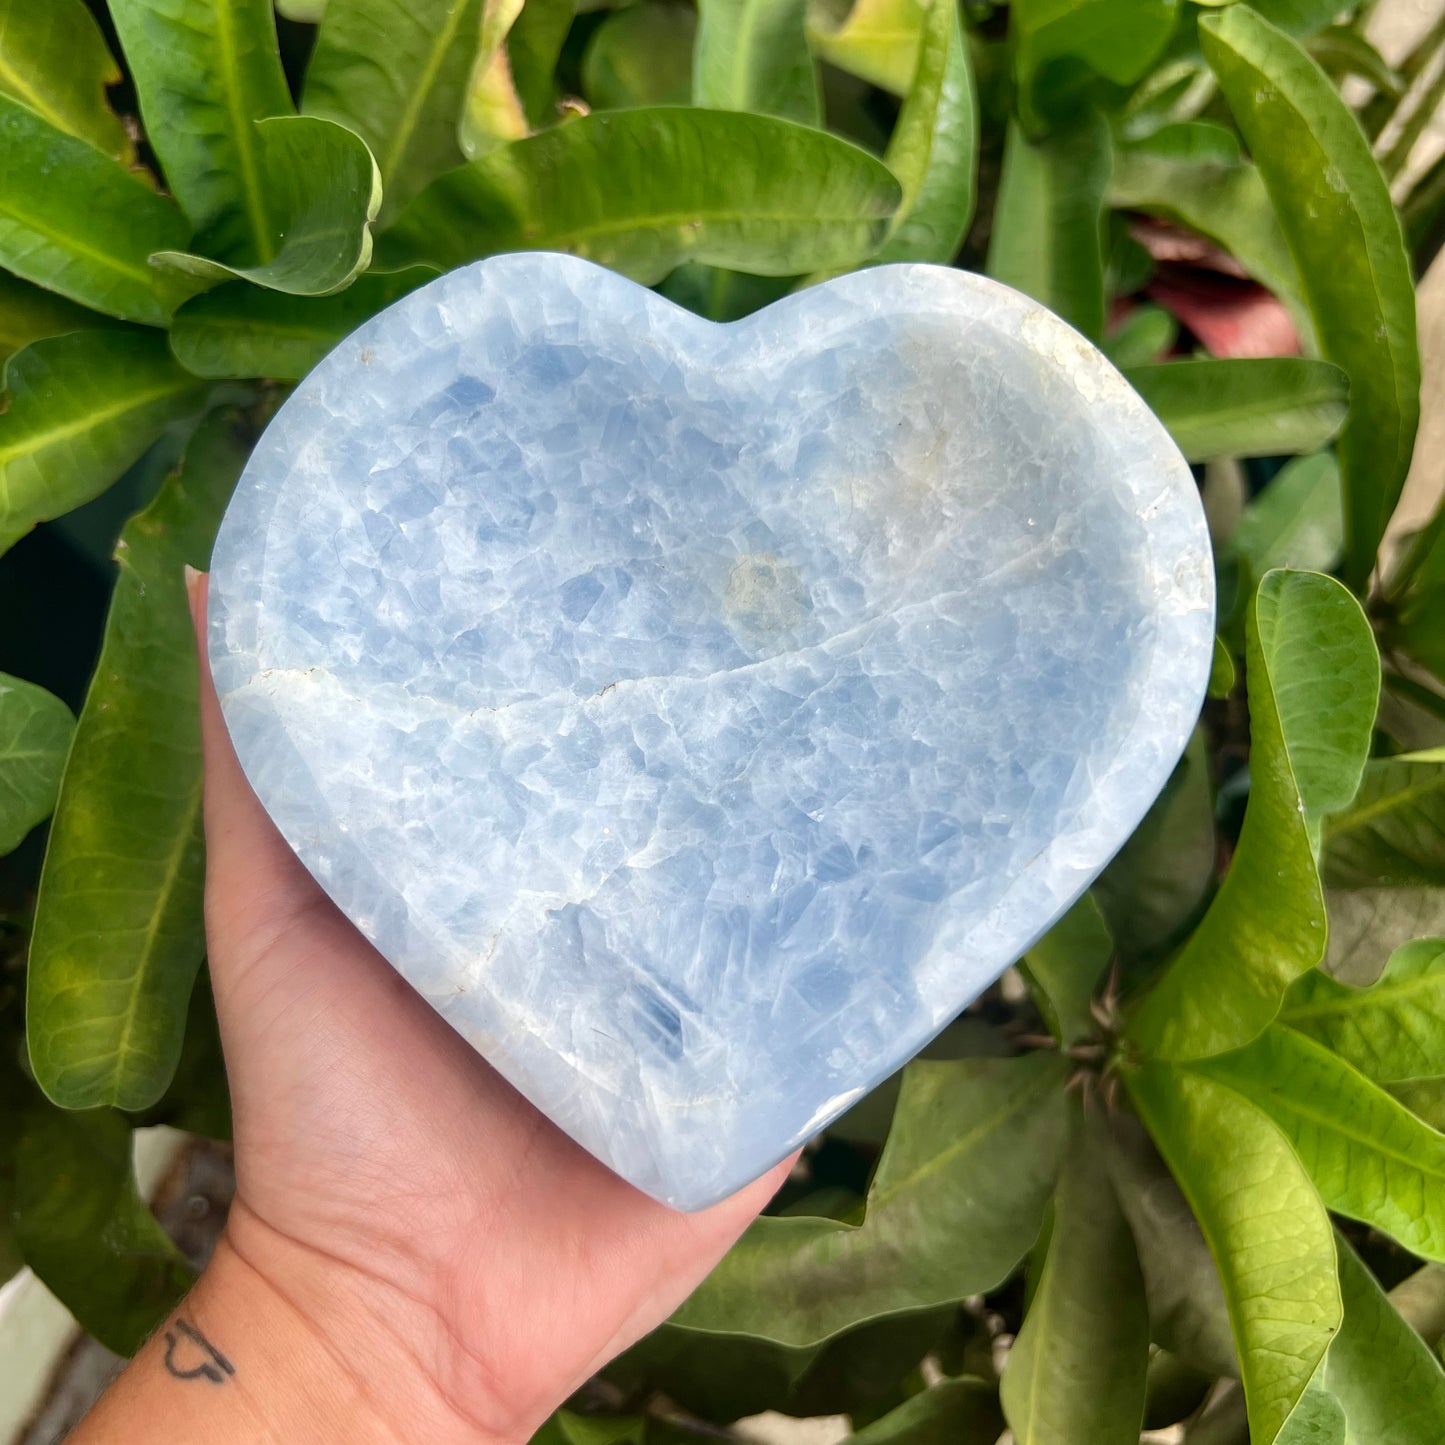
[{"x1": 209, "y1": 253, "x2": 1214, "y2": 1210}]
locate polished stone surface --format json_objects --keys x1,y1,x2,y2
[{"x1": 209, "y1": 254, "x2": 1213, "y2": 1209}]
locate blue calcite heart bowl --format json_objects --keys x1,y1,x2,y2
[{"x1": 209, "y1": 254, "x2": 1213, "y2": 1209}]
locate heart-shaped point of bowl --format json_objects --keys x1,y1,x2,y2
[{"x1": 209, "y1": 254, "x2": 1214, "y2": 1209}]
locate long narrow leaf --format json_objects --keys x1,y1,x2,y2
[
  {"x1": 873, "y1": 0, "x2": 977, "y2": 265},
  {"x1": 1001, "y1": 1108, "x2": 1149, "y2": 1445},
  {"x1": 1127, "y1": 571, "x2": 1378, "y2": 1059},
  {"x1": 151, "y1": 115, "x2": 380, "y2": 296},
  {"x1": 0, "y1": 332, "x2": 208, "y2": 558},
  {"x1": 381, "y1": 108, "x2": 901, "y2": 283},
  {"x1": 110, "y1": 0, "x2": 294, "y2": 266},
  {"x1": 694, "y1": 0, "x2": 821, "y2": 124},
  {"x1": 0, "y1": 95, "x2": 188, "y2": 325},
  {"x1": 303, "y1": 0, "x2": 482, "y2": 223},
  {"x1": 1127, "y1": 1062, "x2": 1340, "y2": 1445},
  {"x1": 987, "y1": 113, "x2": 1109, "y2": 340},
  {"x1": 673, "y1": 1054, "x2": 1069, "y2": 1347},
  {"x1": 1125, "y1": 358, "x2": 1348, "y2": 462},
  {"x1": 0, "y1": 0, "x2": 132, "y2": 164},
  {"x1": 0, "y1": 675, "x2": 74, "y2": 856},
  {"x1": 27, "y1": 407, "x2": 256, "y2": 1110},
  {"x1": 1200, "y1": 6, "x2": 1419, "y2": 591}
]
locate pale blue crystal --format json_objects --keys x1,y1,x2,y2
[{"x1": 209, "y1": 255, "x2": 1214, "y2": 1209}]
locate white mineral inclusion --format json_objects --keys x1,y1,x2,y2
[{"x1": 208, "y1": 254, "x2": 1214, "y2": 1209}]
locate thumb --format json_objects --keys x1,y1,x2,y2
[{"x1": 185, "y1": 568, "x2": 333, "y2": 968}]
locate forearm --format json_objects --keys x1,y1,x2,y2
[{"x1": 70, "y1": 1229, "x2": 496, "y2": 1445}]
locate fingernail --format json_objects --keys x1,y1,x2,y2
[{"x1": 182, "y1": 564, "x2": 204, "y2": 626}]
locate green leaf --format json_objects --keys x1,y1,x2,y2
[
  {"x1": 1202, "y1": 1024, "x2": 1445, "y2": 1264},
  {"x1": 458, "y1": 0, "x2": 527, "y2": 157},
  {"x1": 1226, "y1": 452, "x2": 1344, "y2": 582},
  {"x1": 827, "y1": 1016, "x2": 1011, "y2": 1147},
  {"x1": 1389, "y1": 1261, "x2": 1445, "y2": 1351},
  {"x1": 582, "y1": 4, "x2": 696, "y2": 109},
  {"x1": 508, "y1": 0, "x2": 575, "y2": 126},
  {"x1": 169, "y1": 266, "x2": 436, "y2": 379},
  {"x1": 1012, "y1": 0, "x2": 1177, "y2": 130},
  {"x1": 1127, "y1": 571, "x2": 1378, "y2": 1060},
  {"x1": 303, "y1": 0, "x2": 482, "y2": 224},
  {"x1": 1123, "y1": 359, "x2": 1348, "y2": 463},
  {"x1": 110, "y1": 0, "x2": 293, "y2": 266},
  {"x1": 0, "y1": 272, "x2": 121, "y2": 369},
  {"x1": 1404, "y1": 148, "x2": 1445, "y2": 276},
  {"x1": 151, "y1": 115, "x2": 380, "y2": 296},
  {"x1": 0, "y1": 0, "x2": 132, "y2": 164},
  {"x1": 1286, "y1": 1235, "x2": 1445, "y2": 1445},
  {"x1": 1248, "y1": 0, "x2": 1362, "y2": 37},
  {"x1": 872, "y1": 0, "x2": 977, "y2": 265},
  {"x1": 128, "y1": 969, "x2": 232, "y2": 1139},
  {"x1": 0, "y1": 674, "x2": 74, "y2": 856},
  {"x1": 1283, "y1": 939, "x2": 1445, "y2": 1084},
  {"x1": 12, "y1": 1098, "x2": 193, "y2": 1354},
  {"x1": 540, "y1": 1413, "x2": 647, "y2": 1445},
  {"x1": 1199, "y1": 6, "x2": 1420, "y2": 593},
  {"x1": 1323, "y1": 748, "x2": 1445, "y2": 889},
  {"x1": 1109, "y1": 143, "x2": 1306, "y2": 326},
  {"x1": 986, "y1": 112, "x2": 1109, "y2": 341},
  {"x1": 381, "y1": 108, "x2": 900, "y2": 284},
  {"x1": 1391, "y1": 581, "x2": 1445, "y2": 683},
  {"x1": 807, "y1": 0, "x2": 923, "y2": 96},
  {"x1": 1094, "y1": 727, "x2": 1216, "y2": 967},
  {"x1": 694, "y1": 0, "x2": 820, "y2": 125},
  {"x1": 1120, "y1": 118, "x2": 1241, "y2": 166},
  {"x1": 1104, "y1": 1112, "x2": 1237, "y2": 1377},
  {"x1": 843, "y1": 1377, "x2": 1004, "y2": 1445},
  {"x1": 459, "y1": 48, "x2": 528, "y2": 157},
  {"x1": 0, "y1": 331, "x2": 209, "y2": 559},
  {"x1": 654, "y1": 264, "x2": 794, "y2": 323},
  {"x1": 277, "y1": 0, "x2": 328, "y2": 17},
  {"x1": 1390, "y1": 1077, "x2": 1445, "y2": 1133},
  {"x1": 27, "y1": 407, "x2": 255, "y2": 1110},
  {"x1": 1116, "y1": 64, "x2": 1198, "y2": 141},
  {"x1": 1308, "y1": 26, "x2": 1403, "y2": 97},
  {"x1": 674, "y1": 1053, "x2": 1069, "y2": 1347},
  {"x1": 0, "y1": 94, "x2": 189, "y2": 326},
  {"x1": 1325, "y1": 886, "x2": 1445, "y2": 985},
  {"x1": 1103, "y1": 304, "x2": 1177, "y2": 369},
  {"x1": 1126, "y1": 1062, "x2": 1341, "y2": 1445},
  {"x1": 1001, "y1": 1108, "x2": 1149, "y2": 1445},
  {"x1": 1209, "y1": 636, "x2": 1236, "y2": 699},
  {"x1": 614, "y1": 1304, "x2": 953, "y2": 1420},
  {"x1": 1021, "y1": 893, "x2": 1111, "y2": 1046}
]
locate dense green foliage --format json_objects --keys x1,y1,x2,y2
[{"x1": 3, "y1": 0, "x2": 1445, "y2": 1438}]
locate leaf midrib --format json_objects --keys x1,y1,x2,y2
[
  {"x1": 520, "y1": 201, "x2": 888, "y2": 249},
  {"x1": 103, "y1": 746, "x2": 204, "y2": 1105},
  {"x1": 870, "y1": 1061, "x2": 1056, "y2": 1208},
  {"x1": 1207, "y1": 19, "x2": 1417, "y2": 532},
  {"x1": 1326, "y1": 767, "x2": 1445, "y2": 836},
  {"x1": 378, "y1": 0, "x2": 472, "y2": 186},
  {"x1": 215, "y1": 0, "x2": 276, "y2": 263},
  {"x1": 1282, "y1": 967, "x2": 1445, "y2": 1024},
  {"x1": 0, "y1": 43, "x2": 75, "y2": 139},
  {"x1": 0, "y1": 373, "x2": 197, "y2": 469},
  {"x1": 0, "y1": 193, "x2": 157, "y2": 292},
  {"x1": 1209, "y1": 1049, "x2": 1445, "y2": 1186}
]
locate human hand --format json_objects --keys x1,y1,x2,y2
[{"x1": 73, "y1": 573, "x2": 790, "y2": 1445}]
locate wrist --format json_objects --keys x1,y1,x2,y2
[{"x1": 73, "y1": 1206, "x2": 513, "y2": 1445}]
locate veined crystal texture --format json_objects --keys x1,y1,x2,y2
[{"x1": 208, "y1": 254, "x2": 1214, "y2": 1209}]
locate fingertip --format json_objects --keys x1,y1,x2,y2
[{"x1": 184, "y1": 564, "x2": 206, "y2": 639}]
